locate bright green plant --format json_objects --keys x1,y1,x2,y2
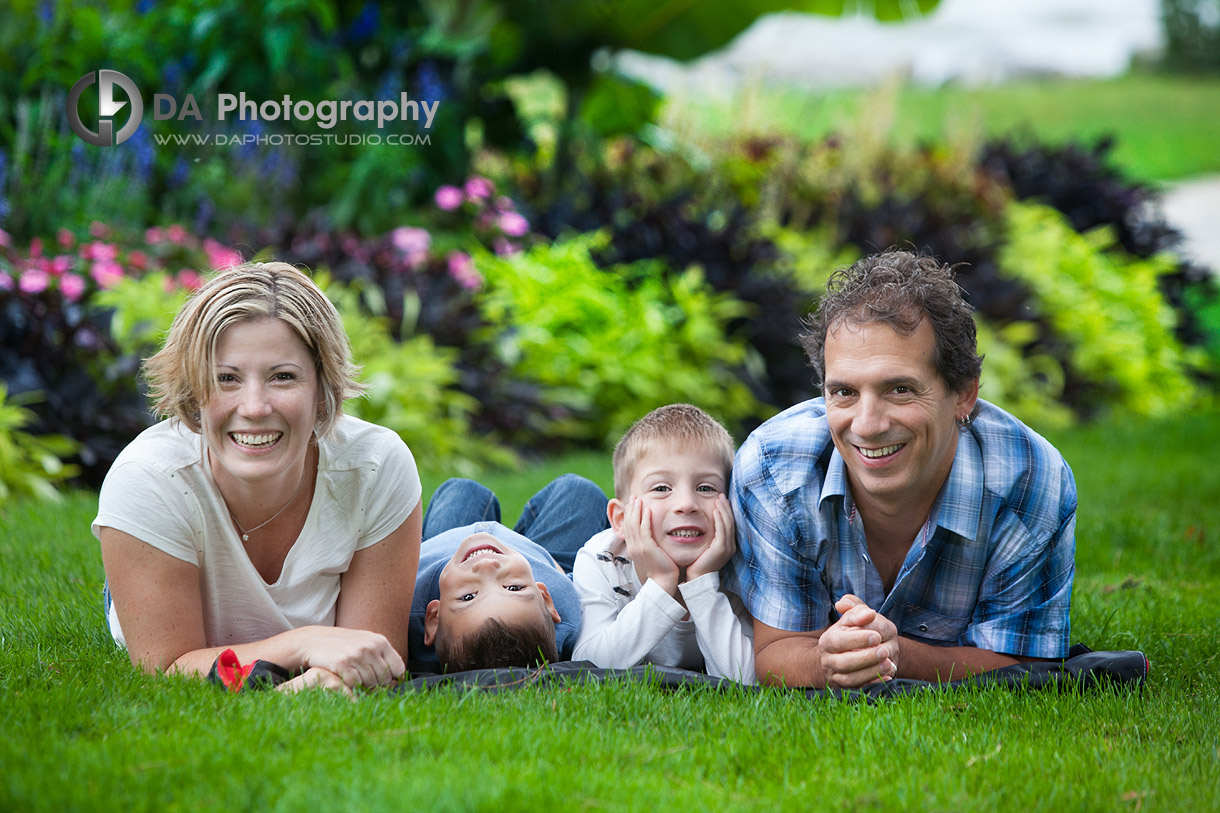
[
  {"x1": 327, "y1": 279, "x2": 518, "y2": 476},
  {"x1": 973, "y1": 319, "x2": 1075, "y2": 431},
  {"x1": 0, "y1": 385, "x2": 79, "y2": 508},
  {"x1": 999, "y1": 202, "x2": 1205, "y2": 419},
  {"x1": 476, "y1": 233, "x2": 766, "y2": 445}
]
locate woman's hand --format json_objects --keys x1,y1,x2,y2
[{"x1": 292, "y1": 625, "x2": 406, "y2": 688}]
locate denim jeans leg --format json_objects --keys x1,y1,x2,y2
[
  {"x1": 422, "y1": 478, "x2": 501, "y2": 539},
  {"x1": 514, "y1": 473, "x2": 610, "y2": 574}
]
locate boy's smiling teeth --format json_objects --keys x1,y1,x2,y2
[
  {"x1": 463, "y1": 545, "x2": 499, "y2": 562},
  {"x1": 232, "y1": 431, "x2": 282, "y2": 447},
  {"x1": 859, "y1": 444, "x2": 903, "y2": 459},
  {"x1": 669, "y1": 529, "x2": 703, "y2": 538}
]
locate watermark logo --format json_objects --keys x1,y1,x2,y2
[{"x1": 67, "y1": 70, "x2": 143, "y2": 147}]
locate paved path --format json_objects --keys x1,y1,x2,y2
[{"x1": 1162, "y1": 176, "x2": 1220, "y2": 274}]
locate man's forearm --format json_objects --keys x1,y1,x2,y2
[
  {"x1": 895, "y1": 638, "x2": 1026, "y2": 682},
  {"x1": 754, "y1": 635, "x2": 828, "y2": 688}
]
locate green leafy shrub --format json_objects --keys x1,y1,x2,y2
[
  {"x1": 974, "y1": 319, "x2": 1074, "y2": 431},
  {"x1": 999, "y1": 202, "x2": 1206, "y2": 419},
  {"x1": 476, "y1": 233, "x2": 767, "y2": 446},
  {"x1": 0, "y1": 385, "x2": 79, "y2": 508}
]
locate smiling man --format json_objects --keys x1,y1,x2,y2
[{"x1": 726, "y1": 250, "x2": 1077, "y2": 689}]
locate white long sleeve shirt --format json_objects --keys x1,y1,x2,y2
[{"x1": 572, "y1": 529, "x2": 755, "y2": 683}]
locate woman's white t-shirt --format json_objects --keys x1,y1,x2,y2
[{"x1": 93, "y1": 415, "x2": 421, "y2": 648}]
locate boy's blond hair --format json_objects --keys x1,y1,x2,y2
[{"x1": 612, "y1": 404, "x2": 735, "y2": 500}]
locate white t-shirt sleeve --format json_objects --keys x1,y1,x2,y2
[
  {"x1": 93, "y1": 460, "x2": 202, "y2": 565},
  {"x1": 355, "y1": 431, "x2": 421, "y2": 550}
]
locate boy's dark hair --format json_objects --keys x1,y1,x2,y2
[{"x1": 434, "y1": 617, "x2": 559, "y2": 673}]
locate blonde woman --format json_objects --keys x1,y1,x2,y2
[{"x1": 94, "y1": 262, "x2": 421, "y2": 692}]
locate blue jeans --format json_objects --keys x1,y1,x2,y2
[{"x1": 422, "y1": 474, "x2": 609, "y2": 574}]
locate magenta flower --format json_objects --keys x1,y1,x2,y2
[
  {"x1": 446, "y1": 251, "x2": 483, "y2": 290},
  {"x1": 0, "y1": 228, "x2": 11, "y2": 248},
  {"x1": 464, "y1": 176, "x2": 494, "y2": 201},
  {"x1": 90, "y1": 260, "x2": 124, "y2": 289},
  {"x1": 145, "y1": 226, "x2": 163, "y2": 244},
  {"x1": 493, "y1": 237, "x2": 520, "y2": 257},
  {"x1": 391, "y1": 226, "x2": 431, "y2": 255},
  {"x1": 434, "y1": 185, "x2": 463, "y2": 211},
  {"x1": 178, "y1": 269, "x2": 204, "y2": 291},
  {"x1": 57, "y1": 229, "x2": 75, "y2": 249},
  {"x1": 203, "y1": 238, "x2": 242, "y2": 269},
  {"x1": 50, "y1": 256, "x2": 71, "y2": 276},
  {"x1": 499, "y1": 211, "x2": 529, "y2": 238},
  {"x1": 89, "y1": 221, "x2": 111, "y2": 238},
  {"x1": 29, "y1": 237, "x2": 43, "y2": 258},
  {"x1": 0, "y1": 271, "x2": 12, "y2": 290},
  {"x1": 19, "y1": 268, "x2": 50, "y2": 294},
  {"x1": 166, "y1": 224, "x2": 188, "y2": 245},
  {"x1": 127, "y1": 250, "x2": 149, "y2": 270},
  {"x1": 83, "y1": 241, "x2": 119, "y2": 263},
  {"x1": 59, "y1": 273, "x2": 86, "y2": 302}
]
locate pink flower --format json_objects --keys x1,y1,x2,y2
[
  {"x1": 493, "y1": 237, "x2": 520, "y2": 257},
  {"x1": 178, "y1": 269, "x2": 204, "y2": 291},
  {"x1": 90, "y1": 221, "x2": 111, "y2": 238},
  {"x1": 29, "y1": 237, "x2": 43, "y2": 258},
  {"x1": 391, "y1": 226, "x2": 431, "y2": 255},
  {"x1": 59, "y1": 273, "x2": 86, "y2": 302},
  {"x1": 166, "y1": 224, "x2": 188, "y2": 245},
  {"x1": 19, "y1": 268, "x2": 50, "y2": 294},
  {"x1": 83, "y1": 241, "x2": 118, "y2": 262},
  {"x1": 498, "y1": 211, "x2": 529, "y2": 237},
  {"x1": 50, "y1": 256, "x2": 72, "y2": 276},
  {"x1": 127, "y1": 250, "x2": 149, "y2": 270},
  {"x1": 90, "y1": 260, "x2": 124, "y2": 289},
  {"x1": 145, "y1": 226, "x2": 164, "y2": 244},
  {"x1": 0, "y1": 228, "x2": 11, "y2": 248},
  {"x1": 494, "y1": 196, "x2": 514, "y2": 212},
  {"x1": 202, "y1": 238, "x2": 242, "y2": 269},
  {"x1": 434, "y1": 185, "x2": 463, "y2": 211},
  {"x1": 446, "y1": 251, "x2": 483, "y2": 291},
  {"x1": 57, "y1": 229, "x2": 75, "y2": 249},
  {"x1": 464, "y1": 176, "x2": 494, "y2": 201},
  {"x1": 0, "y1": 271, "x2": 12, "y2": 290}
]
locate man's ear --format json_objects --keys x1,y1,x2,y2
[
  {"x1": 535, "y1": 582, "x2": 561, "y2": 623},
  {"x1": 957, "y1": 377, "x2": 980, "y2": 419},
  {"x1": 423, "y1": 599, "x2": 440, "y2": 646},
  {"x1": 607, "y1": 498, "x2": 627, "y2": 538}
]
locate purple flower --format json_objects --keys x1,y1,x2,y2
[
  {"x1": 59, "y1": 273, "x2": 86, "y2": 302},
  {"x1": 434, "y1": 185, "x2": 463, "y2": 211},
  {"x1": 493, "y1": 237, "x2": 520, "y2": 257},
  {"x1": 391, "y1": 226, "x2": 431, "y2": 255},
  {"x1": 446, "y1": 251, "x2": 483, "y2": 291},
  {"x1": 464, "y1": 176, "x2": 494, "y2": 201},
  {"x1": 19, "y1": 268, "x2": 50, "y2": 294},
  {"x1": 0, "y1": 271, "x2": 12, "y2": 291},
  {"x1": 498, "y1": 211, "x2": 529, "y2": 237}
]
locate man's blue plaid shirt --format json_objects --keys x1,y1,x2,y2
[{"x1": 726, "y1": 398, "x2": 1076, "y2": 659}]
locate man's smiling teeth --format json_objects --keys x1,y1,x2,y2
[
  {"x1": 463, "y1": 546, "x2": 499, "y2": 562},
  {"x1": 232, "y1": 432, "x2": 281, "y2": 447},
  {"x1": 859, "y1": 444, "x2": 902, "y2": 459}
]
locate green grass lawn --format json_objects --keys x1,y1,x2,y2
[
  {"x1": 3, "y1": 411, "x2": 1219, "y2": 810},
  {"x1": 665, "y1": 72, "x2": 1220, "y2": 183}
]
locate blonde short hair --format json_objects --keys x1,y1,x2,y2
[
  {"x1": 143, "y1": 262, "x2": 363, "y2": 437},
  {"x1": 611, "y1": 404, "x2": 735, "y2": 500}
]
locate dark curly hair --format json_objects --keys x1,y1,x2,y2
[
  {"x1": 801, "y1": 249, "x2": 983, "y2": 401},
  {"x1": 435, "y1": 617, "x2": 559, "y2": 673}
]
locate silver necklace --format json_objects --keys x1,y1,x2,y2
[{"x1": 229, "y1": 471, "x2": 305, "y2": 542}]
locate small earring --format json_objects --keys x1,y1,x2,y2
[{"x1": 956, "y1": 414, "x2": 972, "y2": 428}]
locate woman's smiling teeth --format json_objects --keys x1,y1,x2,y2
[
  {"x1": 231, "y1": 431, "x2": 282, "y2": 448},
  {"x1": 859, "y1": 443, "x2": 903, "y2": 459}
]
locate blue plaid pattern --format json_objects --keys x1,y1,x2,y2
[{"x1": 726, "y1": 398, "x2": 1076, "y2": 659}]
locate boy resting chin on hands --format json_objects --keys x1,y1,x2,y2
[{"x1": 572, "y1": 404, "x2": 755, "y2": 683}]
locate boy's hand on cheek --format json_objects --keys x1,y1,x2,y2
[
  {"x1": 622, "y1": 496, "x2": 680, "y2": 595},
  {"x1": 687, "y1": 494, "x2": 736, "y2": 580}
]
